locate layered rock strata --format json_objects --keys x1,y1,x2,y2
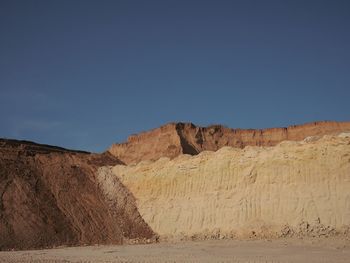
[
  {"x1": 105, "y1": 133, "x2": 350, "y2": 239},
  {"x1": 108, "y1": 121, "x2": 350, "y2": 164}
]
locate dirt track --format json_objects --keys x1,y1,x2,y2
[{"x1": 1, "y1": 239, "x2": 349, "y2": 263}]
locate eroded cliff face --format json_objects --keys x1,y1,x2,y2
[
  {"x1": 0, "y1": 139, "x2": 155, "y2": 250},
  {"x1": 2, "y1": 121, "x2": 350, "y2": 249},
  {"x1": 105, "y1": 133, "x2": 350, "y2": 239},
  {"x1": 108, "y1": 121, "x2": 350, "y2": 164}
]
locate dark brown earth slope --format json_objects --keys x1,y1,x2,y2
[
  {"x1": 108, "y1": 121, "x2": 350, "y2": 164},
  {"x1": 0, "y1": 139, "x2": 155, "y2": 250}
]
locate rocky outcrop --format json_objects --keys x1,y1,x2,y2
[
  {"x1": 108, "y1": 121, "x2": 350, "y2": 164},
  {"x1": 106, "y1": 133, "x2": 350, "y2": 239},
  {"x1": 2, "y1": 120, "x2": 350, "y2": 249},
  {"x1": 0, "y1": 139, "x2": 155, "y2": 250}
]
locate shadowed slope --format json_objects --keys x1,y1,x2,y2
[{"x1": 0, "y1": 139, "x2": 154, "y2": 250}]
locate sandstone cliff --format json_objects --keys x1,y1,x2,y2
[
  {"x1": 0, "y1": 139, "x2": 155, "y2": 250},
  {"x1": 105, "y1": 133, "x2": 350, "y2": 239},
  {"x1": 108, "y1": 121, "x2": 350, "y2": 164}
]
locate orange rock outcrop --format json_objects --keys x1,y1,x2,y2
[{"x1": 108, "y1": 121, "x2": 350, "y2": 164}]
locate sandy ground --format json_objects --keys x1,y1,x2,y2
[{"x1": 1, "y1": 238, "x2": 349, "y2": 263}]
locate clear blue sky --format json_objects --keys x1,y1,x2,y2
[{"x1": 0, "y1": 0, "x2": 349, "y2": 152}]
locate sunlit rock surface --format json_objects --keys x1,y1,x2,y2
[{"x1": 103, "y1": 133, "x2": 350, "y2": 239}]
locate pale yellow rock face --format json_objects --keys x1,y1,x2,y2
[{"x1": 103, "y1": 135, "x2": 350, "y2": 238}]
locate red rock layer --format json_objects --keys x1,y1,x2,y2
[
  {"x1": 0, "y1": 139, "x2": 155, "y2": 250},
  {"x1": 108, "y1": 121, "x2": 350, "y2": 164}
]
